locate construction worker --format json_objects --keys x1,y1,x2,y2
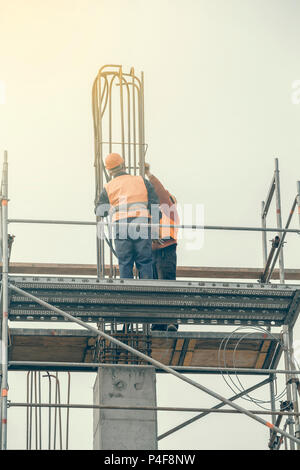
[
  {"x1": 95, "y1": 153, "x2": 160, "y2": 279},
  {"x1": 144, "y1": 162, "x2": 179, "y2": 331}
]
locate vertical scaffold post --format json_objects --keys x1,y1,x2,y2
[
  {"x1": 1, "y1": 150, "x2": 9, "y2": 450},
  {"x1": 274, "y1": 158, "x2": 285, "y2": 283},
  {"x1": 261, "y1": 201, "x2": 267, "y2": 266},
  {"x1": 297, "y1": 181, "x2": 300, "y2": 227},
  {"x1": 282, "y1": 325, "x2": 296, "y2": 450},
  {"x1": 0, "y1": 172, "x2": 2, "y2": 450},
  {"x1": 288, "y1": 326, "x2": 300, "y2": 449}
]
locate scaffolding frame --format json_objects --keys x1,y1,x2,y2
[
  {"x1": 1, "y1": 151, "x2": 300, "y2": 450},
  {"x1": 1, "y1": 65, "x2": 300, "y2": 450}
]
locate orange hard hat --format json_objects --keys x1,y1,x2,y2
[{"x1": 105, "y1": 153, "x2": 124, "y2": 170}]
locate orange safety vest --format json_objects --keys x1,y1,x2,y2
[
  {"x1": 105, "y1": 174, "x2": 150, "y2": 222},
  {"x1": 159, "y1": 206, "x2": 178, "y2": 241}
]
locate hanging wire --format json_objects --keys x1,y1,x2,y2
[{"x1": 218, "y1": 326, "x2": 287, "y2": 410}]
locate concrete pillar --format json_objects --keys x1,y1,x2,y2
[{"x1": 93, "y1": 365, "x2": 158, "y2": 450}]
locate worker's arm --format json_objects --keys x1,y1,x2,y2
[
  {"x1": 143, "y1": 177, "x2": 160, "y2": 225},
  {"x1": 95, "y1": 188, "x2": 110, "y2": 218},
  {"x1": 145, "y1": 163, "x2": 179, "y2": 226},
  {"x1": 144, "y1": 164, "x2": 172, "y2": 207},
  {"x1": 143, "y1": 178, "x2": 159, "y2": 206}
]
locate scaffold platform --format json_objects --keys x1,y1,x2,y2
[
  {"x1": 6, "y1": 275, "x2": 299, "y2": 373},
  {"x1": 7, "y1": 275, "x2": 300, "y2": 327}
]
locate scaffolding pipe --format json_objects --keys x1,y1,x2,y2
[
  {"x1": 274, "y1": 158, "x2": 285, "y2": 283},
  {"x1": 260, "y1": 236, "x2": 280, "y2": 283},
  {"x1": 7, "y1": 361, "x2": 300, "y2": 375},
  {"x1": 269, "y1": 374, "x2": 277, "y2": 428},
  {"x1": 7, "y1": 401, "x2": 300, "y2": 416},
  {"x1": 288, "y1": 326, "x2": 300, "y2": 449},
  {"x1": 1, "y1": 151, "x2": 8, "y2": 450},
  {"x1": 261, "y1": 201, "x2": 267, "y2": 266},
  {"x1": 6, "y1": 218, "x2": 300, "y2": 234},
  {"x1": 4, "y1": 283, "x2": 300, "y2": 447},
  {"x1": 263, "y1": 175, "x2": 276, "y2": 218},
  {"x1": 266, "y1": 197, "x2": 297, "y2": 283},
  {"x1": 297, "y1": 181, "x2": 300, "y2": 227},
  {"x1": 282, "y1": 325, "x2": 296, "y2": 449},
  {"x1": 66, "y1": 372, "x2": 71, "y2": 450}
]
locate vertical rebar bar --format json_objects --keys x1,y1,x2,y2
[
  {"x1": 274, "y1": 158, "x2": 285, "y2": 283},
  {"x1": 131, "y1": 70, "x2": 137, "y2": 175},
  {"x1": 119, "y1": 67, "x2": 126, "y2": 160},
  {"x1": 57, "y1": 374, "x2": 63, "y2": 450},
  {"x1": 1, "y1": 150, "x2": 9, "y2": 450},
  {"x1": 140, "y1": 71, "x2": 145, "y2": 177},
  {"x1": 127, "y1": 78, "x2": 132, "y2": 175},
  {"x1": 44, "y1": 372, "x2": 52, "y2": 450}
]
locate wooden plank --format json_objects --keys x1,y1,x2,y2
[
  {"x1": 8, "y1": 331, "x2": 282, "y2": 369},
  {"x1": 255, "y1": 340, "x2": 271, "y2": 369},
  {"x1": 191, "y1": 349, "x2": 258, "y2": 368},
  {"x1": 2, "y1": 262, "x2": 300, "y2": 280},
  {"x1": 170, "y1": 339, "x2": 184, "y2": 366},
  {"x1": 183, "y1": 339, "x2": 197, "y2": 366}
]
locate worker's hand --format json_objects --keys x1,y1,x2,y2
[{"x1": 144, "y1": 162, "x2": 151, "y2": 176}]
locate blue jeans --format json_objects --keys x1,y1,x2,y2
[{"x1": 114, "y1": 234, "x2": 153, "y2": 279}]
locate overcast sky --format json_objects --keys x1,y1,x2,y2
[{"x1": 1, "y1": 0, "x2": 300, "y2": 450}]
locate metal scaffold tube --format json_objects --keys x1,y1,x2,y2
[
  {"x1": 274, "y1": 158, "x2": 285, "y2": 283},
  {"x1": 297, "y1": 181, "x2": 300, "y2": 227},
  {"x1": 6, "y1": 217, "x2": 300, "y2": 234},
  {"x1": 266, "y1": 197, "x2": 297, "y2": 283},
  {"x1": 1, "y1": 151, "x2": 9, "y2": 450},
  {"x1": 7, "y1": 402, "x2": 300, "y2": 416},
  {"x1": 282, "y1": 325, "x2": 296, "y2": 449},
  {"x1": 287, "y1": 326, "x2": 300, "y2": 449},
  {"x1": 3, "y1": 282, "x2": 300, "y2": 447},
  {"x1": 261, "y1": 201, "x2": 267, "y2": 266},
  {"x1": 6, "y1": 362, "x2": 300, "y2": 375}
]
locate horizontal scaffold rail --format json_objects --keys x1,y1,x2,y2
[{"x1": 7, "y1": 275, "x2": 300, "y2": 327}]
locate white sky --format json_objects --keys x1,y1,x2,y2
[{"x1": 1, "y1": 0, "x2": 300, "y2": 450}]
